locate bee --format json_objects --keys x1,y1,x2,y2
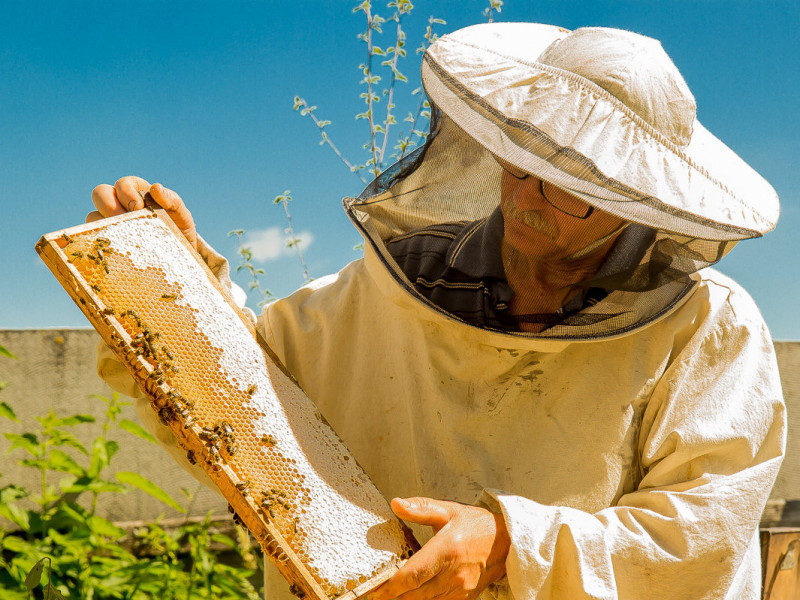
[
  {"x1": 219, "y1": 420, "x2": 234, "y2": 438},
  {"x1": 61, "y1": 233, "x2": 74, "y2": 245},
  {"x1": 162, "y1": 347, "x2": 175, "y2": 361},
  {"x1": 102, "y1": 261, "x2": 110, "y2": 274},
  {"x1": 228, "y1": 504, "x2": 246, "y2": 527},
  {"x1": 208, "y1": 446, "x2": 221, "y2": 469},
  {"x1": 160, "y1": 293, "x2": 178, "y2": 300},
  {"x1": 68, "y1": 251, "x2": 83, "y2": 263},
  {"x1": 90, "y1": 284, "x2": 102, "y2": 293},
  {"x1": 95, "y1": 237, "x2": 110, "y2": 247},
  {"x1": 147, "y1": 369, "x2": 164, "y2": 381},
  {"x1": 199, "y1": 429, "x2": 221, "y2": 449},
  {"x1": 169, "y1": 390, "x2": 193, "y2": 409},
  {"x1": 288, "y1": 584, "x2": 305, "y2": 598},
  {"x1": 293, "y1": 517, "x2": 300, "y2": 533},
  {"x1": 246, "y1": 384, "x2": 257, "y2": 396},
  {"x1": 183, "y1": 415, "x2": 196, "y2": 429},
  {"x1": 87, "y1": 253, "x2": 98, "y2": 261},
  {"x1": 101, "y1": 307, "x2": 114, "y2": 316},
  {"x1": 260, "y1": 434, "x2": 277, "y2": 446},
  {"x1": 186, "y1": 450, "x2": 197, "y2": 465},
  {"x1": 158, "y1": 407, "x2": 174, "y2": 426},
  {"x1": 235, "y1": 480, "x2": 252, "y2": 495},
  {"x1": 122, "y1": 309, "x2": 143, "y2": 327},
  {"x1": 225, "y1": 441, "x2": 238, "y2": 456}
]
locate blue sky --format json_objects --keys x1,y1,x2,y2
[{"x1": 2, "y1": 0, "x2": 798, "y2": 338}]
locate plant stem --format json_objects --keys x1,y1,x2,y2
[
  {"x1": 362, "y1": 5, "x2": 380, "y2": 175},
  {"x1": 378, "y1": 10, "x2": 404, "y2": 165},
  {"x1": 295, "y1": 97, "x2": 367, "y2": 183},
  {"x1": 277, "y1": 194, "x2": 311, "y2": 283}
]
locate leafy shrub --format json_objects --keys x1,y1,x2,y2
[{"x1": 0, "y1": 387, "x2": 261, "y2": 600}]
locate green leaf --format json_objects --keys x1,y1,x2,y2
[
  {"x1": 24, "y1": 557, "x2": 47, "y2": 592},
  {"x1": 87, "y1": 437, "x2": 109, "y2": 478},
  {"x1": 60, "y1": 477, "x2": 126, "y2": 495},
  {"x1": 46, "y1": 449, "x2": 85, "y2": 476},
  {"x1": 49, "y1": 430, "x2": 88, "y2": 454},
  {"x1": 118, "y1": 419, "x2": 156, "y2": 444},
  {"x1": 210, "y1": 533, "x2": 236, "y2": 549},
  {"x1": 115, "y1": 472, "x2": 185, "y2": 513},
  {"x1": 0, "y1": 484, "x2": 27, "y2": 503},
  {"x1": 0, "y1": 344, "x2": 17, "y2": 359},
  {"x1": 20, "y1": 458, "x2": 50, "y2": 470},
  {"x1": 55, "y1": 499, "x2": 89, "y2": 523},
  {"x1": 106, "y1": 440, "x2": 120, "y2": 461},
  {"x1": 4, "y1": 433, "x2": 40, "y2": 457},
  {"x1": 57, "y1": 414, "x2": 95, "y2": 427},
  {"x1": 352, "y1": 0, "x2": 370, "y2": 14},
  {"x1": 0, "y1": 485, "x2": 31, "y2": 529},
  {"x1": 2, "y1": 535, "x2": 30, "y2": 553},
  {"x1": 44, "y1": 583, "x2": 66, "y2": 600},
  {"x1": 0, "y1": 401, "x2": 19, "y2": 422},
  {"x1": 87, "y1": 515, "x2": 125, "y2": 539}
]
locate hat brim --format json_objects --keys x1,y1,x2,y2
[{"x1": 422, "y1": 23, "x2": 779, "y2": 241}]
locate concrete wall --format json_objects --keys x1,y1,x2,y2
[
  {"x1": 1, "y1": 329, "x2": 798, "y2": 525},
  {"x1": 0, "y1": 329, "x2": 225, "y2": 524}
]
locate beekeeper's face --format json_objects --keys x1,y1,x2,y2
[{"x1": 497, "y1": 159, "x2": 627, "y2": 263}]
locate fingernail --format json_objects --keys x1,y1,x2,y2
[{"x1": 395, "y1": 498, "x2": 411, "y2": 509}]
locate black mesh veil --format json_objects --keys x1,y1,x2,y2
[{"x1": 345, "y1": 110, "x2": 739, "y2": 340}]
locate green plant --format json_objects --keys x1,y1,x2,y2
[
  {"x1": 227, "y1": 229, "x2": 276, "y2": 308},
  {"x1": 230, "y1": 0, "x2": 453, "y2": 306},
  {"x1": 0, "y1": 392, "x2": 261, "y2": 599},
  {"x1": 295, "y1": 0, "x2": 446, "y2": 182}
]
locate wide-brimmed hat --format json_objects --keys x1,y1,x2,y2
[{"x1": 421, "y1": 23, "x2": 779, "y2": 241}]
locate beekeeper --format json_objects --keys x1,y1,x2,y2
[{"x1": 91, "y1": 23, "x2": 785, "y2": 600}]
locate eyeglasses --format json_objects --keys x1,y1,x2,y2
[{"x1": 497, "y1": 160, "x2": 595, "y2": 219}]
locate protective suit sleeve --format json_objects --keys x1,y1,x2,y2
[
  {"x1": 95, "y1": 233, "x2": 251, "y2": 490},
  {"x1": 480, "y1": 308, "x2": 785, "y2": 599}
]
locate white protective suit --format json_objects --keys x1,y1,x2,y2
[
  {"x1": 98, "y1": 239, "x2": 785, "y2": 600},
  {"x1": 97, "y1": 22, "x2": 785, "y2": 600}
]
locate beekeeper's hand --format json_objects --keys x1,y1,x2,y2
[
  {"x1": 88, "y1": 176, "x2": 198, "y2": 250},
  {"x1": 369, "y1": 497, "x2": 510, "y2": 600}
]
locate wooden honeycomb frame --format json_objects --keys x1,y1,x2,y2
[{"x1": 36, "y1": 207, "x2": 418, "y2": 600}]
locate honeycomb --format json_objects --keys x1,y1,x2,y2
[{"x1": 36, "y1": 208, "x2": 418, "y2": 600}]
